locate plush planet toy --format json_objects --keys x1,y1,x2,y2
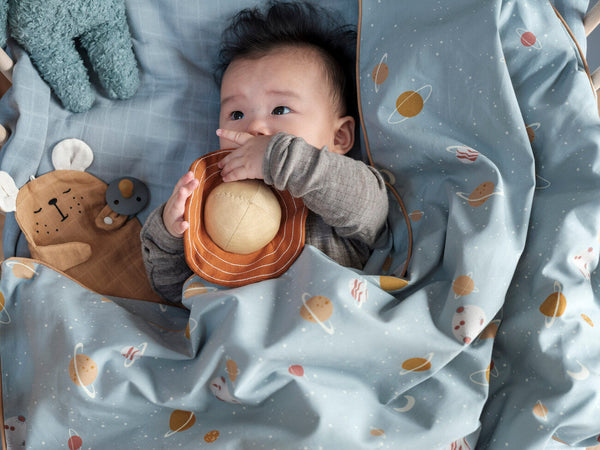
[{"x1": 204, "y1": 180, "x2": 282, "y2": 254}]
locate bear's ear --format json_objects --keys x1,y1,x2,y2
[
  {"x1": 0, "y1": 171, "x2": 19, "y2": 212},
  {"x1": 52, "y1": 138, "x2": 94, "y2": 171}
]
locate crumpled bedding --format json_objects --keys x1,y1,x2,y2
[{"x1": 0, "y1": 0, "x2": 598, "y2": 449}]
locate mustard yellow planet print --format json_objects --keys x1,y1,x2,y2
[
  {"x1": 5, "y1": 259, "x2": 37, "y2": 279},
  {"x1": 539, "y1": 281, "x2": 566, "y2": 328},
  {"x1": 0, "y1": 291, "x2": 11, "y2": 325},
  {"x1": 370, "y1": 428, "x2": 385, "y2": 437},
  {"x1": 452, "y1": 274, "x2": 478, "y2": 298},
  {"x1": 226, "y1": 358, "x2": 239, "y2": 383},
  {"x1": 399, "y1": 353, "x2": 433, "y2": 375},
  {"x1": 372, "y1": 53, "x2": 389, "y2": 92},
  {"x1": 532, "y1": 400, "x2": 548, "y2": 421},
  {"x1": 183, "y1": 281, "x2": 218, "y2": 299},
  {"x1": 185, "y1": 318, "x2": 198, "y2": 339},
  {"x1": 477, "y1": 319, "x2": 501, "y2": 341},
  {"x1": 387, "y1": 85, "x2": 432, "y2": 124},
  {"x1": 456, "y1": 181, "x2": 504, "y2": 207},
  {"x1": 409, "y1": 210, "x2": 424, "y2": 222},
  {"x1": 469, "y1": 360, "x2": 498, "y2": 386},
  {"x1": 165, "y1": 410, "x2": 196, "y2": 437},
  {"x1": 581, "y1": 314, "x2": 594, "y2": 327}
]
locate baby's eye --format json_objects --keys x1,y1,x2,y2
[
  {"x1": 230, "y1": 111, "x2": 244, "y2": 120},
  {"x1": 272, "y1": 106, "x2": 291, "y2": 115}
]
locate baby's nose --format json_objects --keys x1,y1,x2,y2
[{"x1": 246, "y1": 119, "x2": 268, "y2": 136}]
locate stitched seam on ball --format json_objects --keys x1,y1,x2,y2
[{"x1": 215, "y1": 183, "x2": 260, "y2": 249}]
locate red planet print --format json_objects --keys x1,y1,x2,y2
[
  {"x1": 68, "y1": 434, "x2": 82, "y2": 450},
  {"x1": 289, "y1": 365, "x2": 304, "y2": 376},
  {"x1": 446, "y1": 145, "x2": 479, "y2": 164},
  {"x1": 521, "y1": 31, "x2": 536, "y2": 47},
  {"x1": 516, "y1": 29, "x2": 542, "y2": 49},
  {"x1": 349, "y1": 278, "x2": 368, "y2": 305}
]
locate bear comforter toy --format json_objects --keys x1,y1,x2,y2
[
  {"x1": 0, "y1": 139, "x2": 162, "y2": 303},
  {"x1": 0, "y1": 0, "x2": 139, "y2": 112}
]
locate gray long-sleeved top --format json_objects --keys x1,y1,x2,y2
[{"x1": 141, "y1": 133, "x2": 389, "y2": 303}]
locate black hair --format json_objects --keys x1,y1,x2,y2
[{"x1": 215, "y1": 1, "x2": 357, "y2": 118}]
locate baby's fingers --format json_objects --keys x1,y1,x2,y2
[
  {"x1": 172, "y1": 171, "x2": 195, "y2": 194},
  {"x1": 217, "y1": 128, "x2": 253, "y2": 147},
  {"x1": 170, "y1": 219, "x2": 191, "y2": 236}
]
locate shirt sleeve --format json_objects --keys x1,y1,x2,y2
[
  {"x1": 263, "y1": 132, "x2": 389, "y2": 248},
  {"x1": 140, "y1": 203, "x2": 192, "y2": 303}
]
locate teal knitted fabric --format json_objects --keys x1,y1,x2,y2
[{"x1": 0, "y1": 0, "x2": 139, "y2": 112}]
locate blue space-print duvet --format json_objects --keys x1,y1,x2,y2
[{"x1": 0, "y1": 0, "x2": 599, "y2": 449}]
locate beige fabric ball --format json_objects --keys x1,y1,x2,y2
[{"x1": 204, "y1": 180, "x2": 282, "y2": 254}]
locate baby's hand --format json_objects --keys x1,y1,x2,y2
[
  {"x1": 217, "y1": 129, "x2": 272, "y2": 182},
  {"x1": 162, "y1": 171, "x2": 199, "y2": 238}
]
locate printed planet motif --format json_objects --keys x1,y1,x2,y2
[
  {"x1": 526, "y1": 123, "x2": 540, "y2": 143},
  {"x1": 533, "y1": 401, "x2": 548, "y2": 421},
  {"x1": 469, "y1": 360, "x2": 498, "y2": 386},
  {"x1": 409, "y1": 210, "x2": 424, "y2": 221},
  {"x1": 372, "y1": 53, "x2": 389, "y2": 91},
  {"x1": 121, "y1": 342, "x2": 147, "y2": 368},
  {"x1": 183, "y1": 281, "x2": 217, "y2": 299},
  {"x1": 226, "y1": 359, "x2": 239, "y2": 383},
  {"x1": 69, "y1": 344, "x2": 97, "y2": 399},
  {"x1": 300, "y1": 294, "x2": 334, "y2": 334},
  {"x1": 447, "y1": 438, "x2": 471, "y2": 450},
  {"x1": 478, "y1": 320, "x2": 500, "y2": 340},
  {"x1": 387, "y1": 85, "x2": 432, "y2": 124},
  {"x1": 289, "y1": 365, "x2": 304, "y2": 377},
  {"x1": 456, "y1": 181, "x2": 503, "y2": 207},
  {"x1": 539, "y1": 281, "x2": 566, "y2": 328},
  {"x1": 0, "y1": 291, "x2": 11, "y2": 325},
  {"x1": 370, "y1": 428, "x2": 385, "y2": 437},
  {"x1": 4, "y1": 415, "x2": 26, "y2": 448},
  {"x1": 535, "y1": 173, "x2": 551, "y2": 190},
  {"x1": 572, "y1": 247, "x2": 595, "y2": 280},
  {"x1": 452, "y1": 305, "x2": 486, "y2": 344},
  {"x1": 400, "y1": 354, "x2": 433, "y2": 374},
  {"x1": 185, "y1": 318, "x2": 198, "y2": 339},
  {"x1": 210, "y1": 376, "x2": 240, "y2": 404},
  {"x1": 68, "y1": 429, "x2": 83, "y2": 450},
  {"x1": 204, "y1": 430, "x2": 220, "y2": 443},
  {"x1": 165, "y1": 410, "x2": 195, "y2": 437},
  {"x1": 517, "y1": 29, "x2": 542, "y2": 49},
  {"x1": 452, "y1": 274, "x2": 477, "y2": 298},
  {"x1": 378, "y1": 276, "x2": 409, "y2": 291},
  {"x1": 581, "y1": 314, "x2": 594, "y2": 327},
  {"x1": 446, "y1": 145, "x2": 479, "y2": 164},
  {"x1": 5, "y1": 259, "x2": 36, "y2": 279},
  {"x1": 349, "y1": 278, "x2": 368, "y2": 306}
]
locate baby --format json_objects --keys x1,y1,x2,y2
[{"x1": 141, "y1": 1, "x2": 389, "y2": 302}]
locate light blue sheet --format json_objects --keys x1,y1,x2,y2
[{"x1": 0, "y1": 0, "x2": 599, "y2": 448}]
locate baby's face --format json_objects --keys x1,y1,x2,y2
[{"x1": 219, "y1": 46, "x2": 345, "y2": 151}]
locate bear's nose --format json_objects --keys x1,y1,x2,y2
[{"x1": 48, "y1": 198, "x2": 57, "y2": 206}]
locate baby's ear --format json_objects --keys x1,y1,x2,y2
[{"x1": 331, "y1": 116, "x2": 355, "y2": 155}]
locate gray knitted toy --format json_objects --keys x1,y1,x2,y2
[{"x1": 0, "y1": 0, "x2": 140, "y2": 112}]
